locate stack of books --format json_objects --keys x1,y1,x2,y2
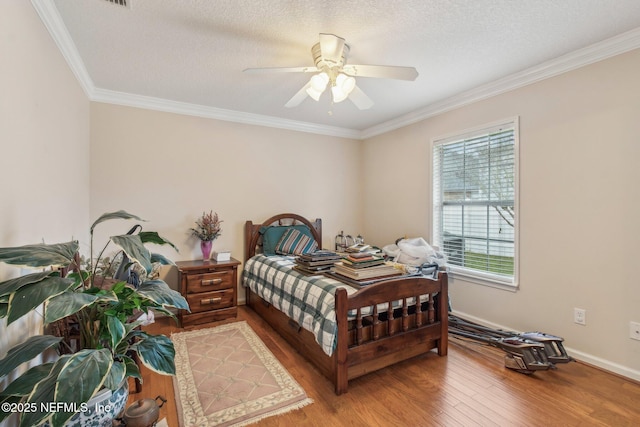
[
  {"x1": 332, "y1": 253, "x2": 402, "y2": 282},
  {"x1": 294, "y1": 250, "x2": 342, "y2": 275},
  {"x1": 340, "y1": 252, "x2": 384, "y2": 267}
]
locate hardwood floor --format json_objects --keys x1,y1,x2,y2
[{"x1": 130, "y1": 306, "x2": 640, "y2": 426}]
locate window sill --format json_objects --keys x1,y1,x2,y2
[{"x1": 448, "y1": 268, "x2": 518, "y2": 292}]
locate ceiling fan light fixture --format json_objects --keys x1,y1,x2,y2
[
  {"x1": 306, "y1": 86, "x2": 323, "y2": 101},
  {"x1": 331, "y1": 86, "x2": 348, "y2": 103},
  {"x1": 336, "y1": 73, "x2": 356, "y2": 94},
  {"x1": 246, "y1": 34, "x2": 417, "y2": 110},
  {"x1": 310, "y1": 72, "x2": 329, "y2": 92},
  {"x1": 306, "y1": 72, "x2": 329, "y2": 101},
  {"x1": 331, "y1": 73, "x2": 356, "y2": 103}
]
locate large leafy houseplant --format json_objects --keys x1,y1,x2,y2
[{"x1": 0, "y1": 211, "x2": 189, "y2": 427}]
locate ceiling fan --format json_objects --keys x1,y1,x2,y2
[{"x1": 243, "y1": 33, "x2": 419, "y2": 110}]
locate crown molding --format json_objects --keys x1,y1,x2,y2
[
  {"x1": 361, "y1": 27, "x2": 640, "y2": 139},
  {"x1": 31, "y1": 0, "x2": 95, "y2": 99},
  {"x1": 91, "y1": 88, "x2": 361, "y2": 139},
  {"x1": 30, "y1": 0, "x2": 359, "y2": 140},
  {"x1": 33, "y1": 0, "x2": 640, "y2": 141}
]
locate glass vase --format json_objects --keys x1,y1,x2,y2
[{"x1": 200, "y1": 240, "x2": 213, "y2": 260}]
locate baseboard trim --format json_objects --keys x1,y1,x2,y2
[{"x1": 450, "y1": 310, "x2": 640, "y2": 383}]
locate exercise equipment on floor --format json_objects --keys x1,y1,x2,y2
[{"x1": 449, "y1": 314, "x2": 573, "y2": 374}]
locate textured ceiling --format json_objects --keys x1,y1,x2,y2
[{"x1": 47, "y1": 0, "x2": 640, "y2": 136}]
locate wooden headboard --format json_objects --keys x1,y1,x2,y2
[{"x1": 244, "y1": 213, "x2": 322, "y2": 261}]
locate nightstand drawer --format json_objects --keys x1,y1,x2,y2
[
  {"x1": 187, "y1": 289, "x2": 234, "y2": 313},
  {"x1": 186, "y1": 270, "x2": 233, "y2": 293},
  {"x1": 177, "y1": 258, "x2": 240, "y2": 327}
]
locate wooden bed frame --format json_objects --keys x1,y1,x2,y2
[{"x1": 244, "y1": 213, "x2": 448, "y2": 395}]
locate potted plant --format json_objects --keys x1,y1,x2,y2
[
  {"x1": 189, "y1": 211, "x2": 222, "y2": 260},
  {"x1": 0, "y1": 211, "x2": 189, "y2": 427}
]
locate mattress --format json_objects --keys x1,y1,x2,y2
[
  {"x1": 242, "y1": 255, "x2": 355, "y2": 356},
  {"x1": 242, "y1": 254, "x2": 438, "y2": 357}
]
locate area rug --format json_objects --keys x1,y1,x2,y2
[{"x1": 171, "y1": 321, "x2": 312, "y2": 426}]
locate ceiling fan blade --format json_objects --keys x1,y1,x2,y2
[
  {"x1": 284, "y1": 82, "x2": 311, "y2": 108},
  {"x1": 342, "y1": 64, "x2": 419, "y2": 81},
  {"x1": 319, "y1": 33, "x2": 346, "y2": 65},
  {"x1": 348, "y1": 85, "x2": 374, "y2": 110},
  {"x1": 243, "y1": 66, "x2": 319, "y2": 74}
]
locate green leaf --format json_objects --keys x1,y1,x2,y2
[
  {"x1": 0, "y1": 241, "x2": 78, "y2": 268},
  {"x1": 84, "y1": 287, "x2": 119, "y2": 302},
  {"x1": 0, "y1": 270, "x2": 57, "y2": 299},
  {"x1": 115, "y1": 321, "x2": 148, "y2": 355},
  {"x1": 110, "y1": 280, "x2": 127, "y2": 294},
  {"x1": 90, "y1": 210, "x2": 144, "y2": 233},
  {"x1": 20, "y1": 355, "x2": 69, "y2": 427},
  {"x1": 134, "y1": 334, "x2": 176, "y2": 375},
  {"x1": 44, "y1": 292, "x2": 99, "y2": 324},
  {"x1": 0, "y1": 335, "x2": 62, "y2": 377},
  {"x1": 137, "y1": 280, "x2": 189, "y2": 311},
  {"x1": 152, "y1": 306, "x2": 179, "y2": 323},
  {"x1": 0, "y1": 303, "x2": 7, "y2": 318},
  {"x1": 150, "y1": 252, "x2": 176, "y2": 266},
  {"x1": 115, "y1": 335, "x2": 134, "y2": 356},
  {"x1": 52, "y1": 349, "x2": 113, "y2": 426},
  {"x1": 106, "y1": 315, "x2": 126, "y2": 350},
  {"x1": 94, "y1": 290, "x2": 119, "y2": 303},
  {"x1": 0, "y1": 363, "x2": 53, "y2": 397},
  {"x1": 121, "y1": 355, "x2": 141, "y2": 380},
  {"x1": 111, "y1": 234, "x2": 153, "y2": 273},
  {"x1": 103, "y1": 360, "x2": 125, "y2": 390},
  {"x1": 7, "y1": 276, "x2": 75, "y2": 325},
  {"x1": 66, "y1": 270, "x2": 89, "y2": 285},
  {"x1": 139, "y1": 231, "x2": 178, "y2": 252}
]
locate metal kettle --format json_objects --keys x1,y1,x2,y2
[{"x1": 117, "y1": 395, "x2": 167, "y2": 427}]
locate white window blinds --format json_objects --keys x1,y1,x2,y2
[{"x1": 432, "y1": 119, "x2": 518, "y2": 286}]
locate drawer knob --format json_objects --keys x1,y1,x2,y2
[
  {"x1": 200, "y1": 297, "x2": 222, "y2": 305},
  {"x1": 202, "y1": 278, "x2": 223, "y2": 286}
]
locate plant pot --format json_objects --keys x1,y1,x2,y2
[{"x1": 61, "y1": 379, "x2": 129, "y2": 427}]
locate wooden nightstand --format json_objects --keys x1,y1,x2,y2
[{"x1": 176, "y1": 258, "x2": 241, "y2": 327}]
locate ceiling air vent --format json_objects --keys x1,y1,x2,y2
[{"x1": 102, "y1": 0, "x2": 130, "y2": 8}]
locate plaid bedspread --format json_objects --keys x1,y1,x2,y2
[{"x1": 242, "y1": 255, "x2": 356, "y2": 356}]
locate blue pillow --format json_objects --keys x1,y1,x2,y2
[
  {"x1": 260, "y1": 225, "x2": 316, "y2": 256},
  {"x1": 275, "y1": 228, "x2": 318, "y2": 255}
]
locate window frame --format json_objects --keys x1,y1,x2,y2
[{"x1": 430, "y1": 117, "x2": 520, "y2": 290}]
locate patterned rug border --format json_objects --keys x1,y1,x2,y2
[{"x1": 171, "y1": 321, "x2": 312, "y2": 427}]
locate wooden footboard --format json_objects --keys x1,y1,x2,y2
[
  {"x1": 246, "y1": 272, "x2": 448, "y2": 394},
  {"x1": 244, "y1": 214, "x2": 448, "y2": 394},
  {"x1": 333, "y1": 273, "x2": 448, "y2": 394}
]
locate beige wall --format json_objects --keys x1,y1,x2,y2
[
  {"x1": 4, "y1": 0, "x2": 639, "y2": 389},
  {"x1": 0, "y1": 0, "x2": 90, "y2": 416},
  {"x1": 89, "y1": 103, "x2": 363, "y2": 300},
  {"x1": 362, "y1": 49, "x2": 640, "y2": 378}
]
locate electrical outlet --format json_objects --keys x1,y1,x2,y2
[
  {"x1": 574, "y1": 308, "x2": 586, "y2": 325},
  {"x1": 630, "y1": 322, "x2": 640, "y2": 341}
]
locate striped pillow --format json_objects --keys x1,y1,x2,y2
[{"x1": 275, "y1": 228, "x2": 318, "y2": 255}]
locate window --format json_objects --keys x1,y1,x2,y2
[{"x1": 432, "y1": 118, "x2": 518, "y2": 287}]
